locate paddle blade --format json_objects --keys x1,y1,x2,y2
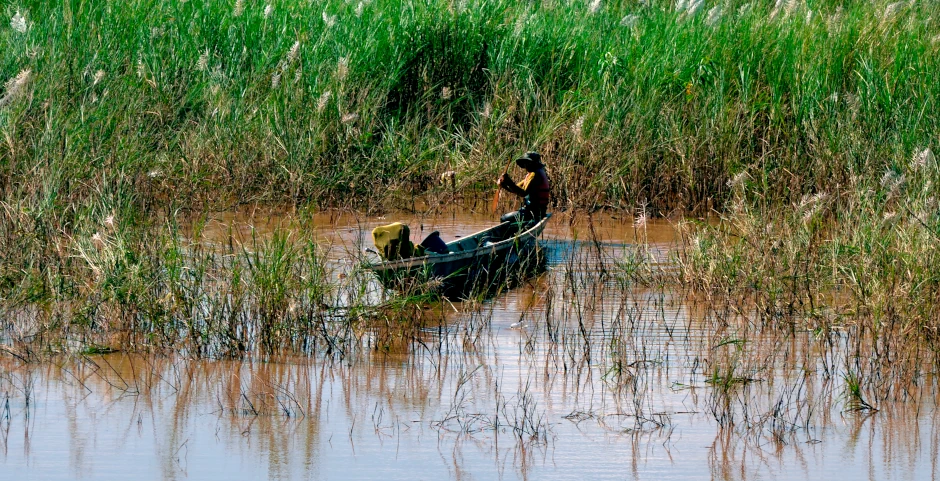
[{"x1": 493, "y1": 157, "x2": 514, "y2": 214}]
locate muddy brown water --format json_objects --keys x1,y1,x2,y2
[{"x1": 1, "y1": 209, "x2": 938, "y2": 480}]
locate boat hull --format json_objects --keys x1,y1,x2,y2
[{"x1": 367, "y1": 215, "x2": 550, "y2": 297}]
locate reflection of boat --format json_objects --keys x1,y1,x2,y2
[{"x1": 367, "y1": 214, "x2": 551, "y2": 297}]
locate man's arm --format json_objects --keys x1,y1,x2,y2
[{"x1": 497, "y1": 174, "x2": 526, "y2": 197}]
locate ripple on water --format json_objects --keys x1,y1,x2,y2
[{"x1": 1, "y1": 209, "x2": 936, "y2": 480}]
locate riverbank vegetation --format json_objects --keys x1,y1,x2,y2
[{"x1": 2, "y1": 0, "x2": 937, "y2": 212}]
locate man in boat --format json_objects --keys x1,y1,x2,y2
[{"x1": 496, "y1": 151, "x2": 551, "y2": 223}]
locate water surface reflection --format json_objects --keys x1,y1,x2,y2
[{"x1": 1, "y1": 209, "x2": 937, "y2": 480}]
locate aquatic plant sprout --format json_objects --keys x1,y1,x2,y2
[
  {"x1": 588, "y1": 0, "x2": 602, "y2": 14},
  {"x1": 287, "y1": 42, "x2": 301, "y2": 64},
  {"x1": 620, "y1": 14, "x2": 638, "y2": 27},
  {"x1": 317, "y1": 90, "x2": 332, "y2": 112},
  {"x1": 706, "y1": 5, "x2": 722, "y2": 26},
  {"x1": 336, "y1": 57, "x2": 348, "y2": 81},
  {"x1": 10, "y1": 10, "x2": 28, "y2": 33},
  {"x1": 322, "y1": 11, "x2": 336, "y2": 27},
  {"x1": 913, "y1": 148, "x2": 935, "y2": 170},
  {"x1": 196, "y1": 49, "x2": 209, "y2": 72},
  {"x1": 0, "y1": 69, "x2": 32, "y2": 107}
]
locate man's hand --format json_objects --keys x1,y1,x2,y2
[{"x1": 497, "y1": 173, "x2": 522, "y2": 196}]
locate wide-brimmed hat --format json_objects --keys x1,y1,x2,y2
[{"x1": 516, "y1": 151, "x2": 543, "y2": 166}]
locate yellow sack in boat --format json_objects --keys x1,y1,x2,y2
[{"x1": 372, "y1": 222, "x2": 415, "y2": 261}]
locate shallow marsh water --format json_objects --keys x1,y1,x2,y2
[{"x1": 1, "y1": 209, "x2": 938, "y2": 480}]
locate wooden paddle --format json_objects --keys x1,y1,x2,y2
[{"x1": 491, "y1": 157, "x2": 515, "y2": 214}]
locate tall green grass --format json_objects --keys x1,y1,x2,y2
[{"x1": 1, "y1": 0, "x2": 937, "y2": 215}]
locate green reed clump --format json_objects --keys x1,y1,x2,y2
[
  {"x1": 678, "y1": 146, "x2": 940, "y2": 402},
  {"x1": 0, "y1": 205, "x2": 361, "y2": 357}
]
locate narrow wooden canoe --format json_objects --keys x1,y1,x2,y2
[{"x1": 367, "y1": 214, "x2": 551, "y2": 297}]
